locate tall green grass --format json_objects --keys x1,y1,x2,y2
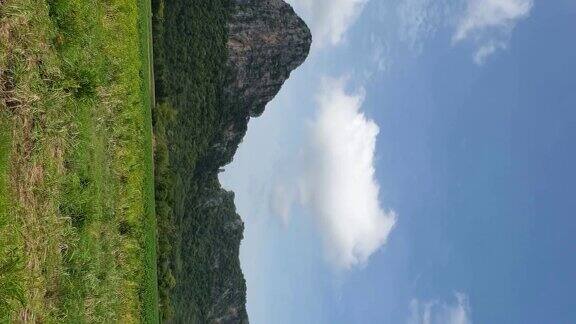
[
  {"x1": 137, "y1": 0, "x2": 160, "y2": 321},
  {"x1": 0, "y1": 0, "x2": 159, "y2": 321},
  {"x1": 0, "y1": 115, "x2": 24, "y2": 321}
]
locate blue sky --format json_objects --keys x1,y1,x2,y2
[{"x1": 220, "y1": 0, "x2": 576, "y2": 323}]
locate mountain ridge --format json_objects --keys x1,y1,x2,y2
[
  {"x1": 203, "y1": 1, "x2": 311, "y2": 322},
  {"x1": 151, "y1": 0, "x2": 311, "y2": 322},
  {"x1": 204, "y1": 0, "x2": 312, "y2": 170}
]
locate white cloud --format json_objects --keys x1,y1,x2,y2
[
  {"x1": 454, "y1": 0, "x2": 533, "y2": 63},
  {"x1": 473, "y1": 41, "x2": 505, "y2": 64},
  {"x1": 397, "y1": 0, "x2": 448, "y2": 54},
  {"x1": 287, "y1": 0, "x2": 369, "y2": 48},
  {"x1": 298, "y1": 77, "x2": 396, "y2": 269},
  {"x1": 384, "y1": 0, "x2": 532, "y2": 63},
  {"x1": 408, "y1": 293, "x2": 472, "y2": 324}
]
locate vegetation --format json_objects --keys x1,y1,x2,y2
[
  {"x1": 0, "y1": 0, "x2": 158, "y2": 321},
  {"x1": 152, "y1": 0, "x2": 248, "y2": 322}
]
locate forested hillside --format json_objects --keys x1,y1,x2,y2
[
  {"x1": 151, "y1": 0, "x2": 249, "y2": 322},
  {"x1": 151, "y1": 0, "x2": 311, "y2": 322}
]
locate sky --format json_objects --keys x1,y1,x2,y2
[{"x1": 220, "y1": 0, "x2": 576, "y2": 323}]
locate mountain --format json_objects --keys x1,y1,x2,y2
[
  {"x1": 151, "y1": 0, "x2": 311, "y2": 323},
  {"x1": 203, "y1": 0, "x2": 312, "y2": 169}
]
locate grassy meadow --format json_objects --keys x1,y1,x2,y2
[{"x1": 0, "y1": 0, "x2": 158, "y2": 321}]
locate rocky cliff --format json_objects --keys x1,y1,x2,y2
[
  {"x1": 206, "y1": 0, "x2": 312, "y2": 169},
  {"x1": 226, "y1": 0, "x2": 312, "y2": 117}
]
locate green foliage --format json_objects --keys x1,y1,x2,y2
[
  {"x1": 0, "y1": 250, "x2": 24, "y2": 318},
  {"x1": 137, "y1": 0, "x2": 161, "y2": 321},
  {"x1": 152, "y1": 0, "x2": 248, "y2": 322},
  {"x1": 0, "y1": 117, "x2": 24, "y2": 320}
]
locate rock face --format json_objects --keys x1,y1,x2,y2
[
  {"x1": 205, "y1": 0, "x2": 312, "y2": 170},
  {"x1": 226, "y1": 0, "x2": 312, "y2": 117}
]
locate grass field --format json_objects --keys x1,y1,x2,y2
[
  {"x1": 0, "y1": 0, "x2": 158, "y2": 321},
  {"x1": 137, "y1": 0, "x2": 160, "y2": 322}
]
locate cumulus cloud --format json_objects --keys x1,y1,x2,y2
[
  {"x1": 287, "y1": 0, "x2": 369, "y2": 48},
  {"x1": 453, "y1": 0, "x2": 533, "y2": 63},
  {"x1": 297, "y1": 77, "x2": 396, "y2": 269},
  {"x1": 408, "y1": 293, "x2": 472, "y2": 324}
]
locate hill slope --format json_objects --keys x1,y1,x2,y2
[{"x1": 152, "y1": 0, "x2": 311, "y2": 322}]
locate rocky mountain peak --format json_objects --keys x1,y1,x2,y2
[
  {"x1": 226, "y1": 0, "x2": 312, "y2": 117},
  {"x1": 204, "y1": 0, "x2": 312, "y2": 171}
]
